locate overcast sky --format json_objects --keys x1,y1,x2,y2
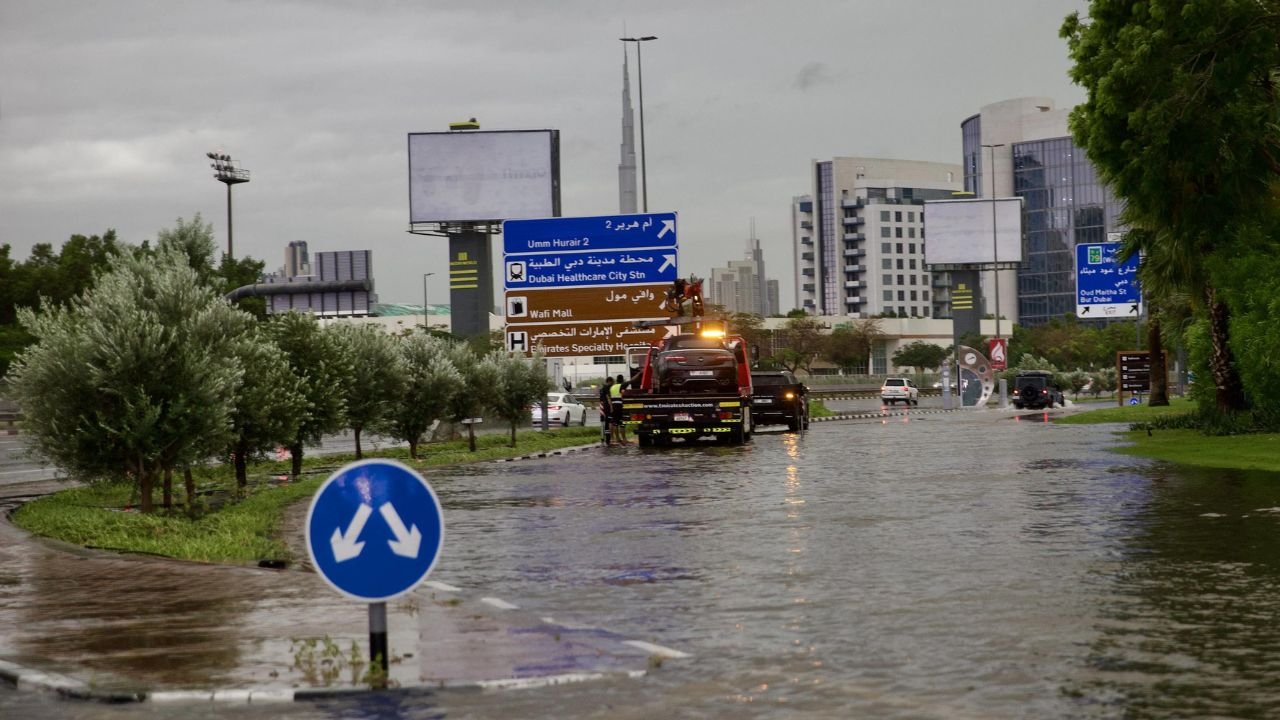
[{"x1": 0, "y1": 0, "x2": 1088, "y2": 311}]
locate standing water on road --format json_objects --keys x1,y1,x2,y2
[{"x1": 4, "y1": 411, "x2": 1280, "y2": 718}]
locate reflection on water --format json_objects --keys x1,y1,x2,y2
[{"x1": 5, "y1": 416, "x2": 1280, "y2": 718}]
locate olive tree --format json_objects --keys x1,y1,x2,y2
[
  {"x1": 331, "y1": 323, "x2": 404, "y2": 459},
  {"x1": 444, "y1": 342, "x2": 498, "y2": 452},
  {"x1": 9, "y1": 250, "x2": 246, "y2": 512},
  {"x1": 225, "y1": 330, "x2": 307, "y2": 489},
  {"x1": 269, "y1": 313, "x2": 352, "y2": 477},
  {"x1": 388, "y1": 334, "x2": 462, "y2": 459},
  {"x1": 490, "y1": 352, "x2": 553, "y2": 447}
]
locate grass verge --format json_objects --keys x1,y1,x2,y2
[
  {"x1": 1056, "y1": 398, "x2": 1280, "y2": 472},
  {"x1": 11, "y1": 427, "x2": 599, "y2": 565},
  {"x1": 1110, "y1": 429, "x2": 1280, "y2": 472},
  {"x1": 1055, "y1": 397, "x2": 1195, "y2": 425},
  {"x1": 809, "y1": 399, "x2": 835, "y2": 418}
]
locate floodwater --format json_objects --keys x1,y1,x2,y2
[{"x1": 5, "y1": 410, "x2": 1280, "y2": 718}]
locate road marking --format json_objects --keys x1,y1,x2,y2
[
  {"x1": 622, "y1": 640, "x2": 690, "y2": 658},
  {"x1": 424, "y1": 580, "x2": 461, "y2": 592},
  {"x1": 480, "y1": 597, "x2": 519, "y2": 610},
  {"x1": 475, "y1": 671, "x2": 643, "y2": 691}
]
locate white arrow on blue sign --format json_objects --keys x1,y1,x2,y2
[
  {"x1": 503, "y1": 212, "x2": 677, "y2": 255},
  {"x1": 306, "y1": 459, "x2": 444, "y2": 602},
  {"x1": 1075, "y1": 242, "x2": 1142, "y2": 319}
]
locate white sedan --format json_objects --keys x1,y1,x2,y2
[{"x1": 531, "y1": 393, "x2": 587, "y2": 427}]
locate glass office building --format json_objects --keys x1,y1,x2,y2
[{"x1": 961, "y1": 104, "x2": 1124, "y2": 327}]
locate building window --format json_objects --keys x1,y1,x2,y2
[
  {"x1": 909, "y1": 259, "x2": 916, "y2": 269},
  {"x1": 923, "y1": 307, "x2": 930, "y2": 317},
  {"x1": 897, "y1": 274, "x2": 905, "y2": 284},
  {"x1": 881, "y1": 242, "x2": 891, "y2": 253},
  {"x1": 880, "y1": 210, "x2": 890, "y2": 221},
  {"x1": 923, "y1": 291, "x2": 930, "y2": 301},
  {"x1": 909, "y1": 228, "x2": 916, "y2": 238},
  {"x1": 894, "y1": 211, "x2": 903, "y2": 222},
  {"x1": 882, "y1": 274, "x2": 892, "y2": 285},
  {"x1": 908, "y1": 211, "x2": 915, "y2": 222},
  {"x1": 896, "y1": 259, "x2": 904, "y2": 270},
  {"x1": 899, "y1": 306, "x2": 908, "y2": 317},
  {"x1": 909, "y1": 243, "x2": 916, "y2": 253},
  {"x1": 910, "y1": 291, "x2": 918, "y2": 301},
  {"x1": 921, "y1": 274, "x2": 929, "y2": 284},
  {"x1": 881, "y1": 226, "x2": 891, "y2": 238},
  {"x1": 882, "y1": 259, "x2": 892, "y2": 270},
  {"x1": 910, "y1": 307, "x2": 919, "y2": 317},
  {"x1": 896, "y1": 243, "x2": 904, "y2": 253},
  {"x1": 872, "y1": 343, "x2": 887, "y2": 374},
  {"x1": 910, "y1": 275, "x2": 917, "y2": 285},
  {"x1": 883, "y1": 290, "x2": 893, "y2": 301},
  {"x1": 897, "y1": 291, "x2": 905, "y2": 301},
  {"x1": 895, "y1": 227, "x2": 904, "y2": 238}
]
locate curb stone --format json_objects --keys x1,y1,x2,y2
[{"x1": 493, "y1": 442, "x2": 603, "y2": 463}]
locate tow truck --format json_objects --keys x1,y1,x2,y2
[{"x1": 619, "y1": 276, "x2": 754, "y2": 446}]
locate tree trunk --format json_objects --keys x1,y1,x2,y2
[
  {"x1": 234, "y1": 441, "x2": 249, "y2": 488},
  {"x1": 467, "y1": 423, "x2": 476, "y2": 452},
  {"x1": 1206, "y1": 288, "x2": 1248, "y2": 413},
  {"x1": 184, "y1": 467, "x2": 196, "y2": 518},
  {"x1": 162, "y1": 467, "x2": 173, "y2": 510},
  {"x1": 354, "y1": 427, "x2": 363, "y2": 460},
  {"x1": 291, "y1": 440, "x2": 304, "y2": 478},
  {"x1": 408, "y1": 438, "x2": 419, "y2": 460},
  {"x1": 139, "y1": 466, "x2": 155, "y2": 514},
  {"x1": 509, "y1": 421, "x2": 517, "y2": 448},
  {"x1": 1147, "y1": 310, "x2": 1169, "y2": 406}
]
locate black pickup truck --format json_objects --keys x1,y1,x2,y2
[{"x1": 750, "y1": 370, "x2": 809, "y2": 431}]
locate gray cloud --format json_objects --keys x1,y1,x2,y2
[{"x1": 795, "y1": 62, "x2": 834, "y2": 91}]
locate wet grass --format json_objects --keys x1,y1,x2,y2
[
  {"x1": 808, "y1": 400, "x2": 835, "y2": 418},
  {"x1": 1055, "y1": 398, "x2": 1280, "y2": 472},
  {"x1": 1112, "y1": 429, "x2": 1280, "y2": 472},
  {"x1": 1055, "y1": 397, "x2": 1195, "y2": 425},
  {"x1": 12, "y1": 427, "x2": 599, "y2": 565}
]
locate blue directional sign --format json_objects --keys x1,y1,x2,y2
[
  {"x1": 504, "y1": 249, "x2": 677, "y2": 290},
  {"x1": 503, "y1": 212, "x2": 677, "y2": 255},
  {"x1": 306, "y1": 459, "x2": 444, "y2": 603},
  {"x1": 1075, "y1": 242, "x2": 1142, "y2": 319}
]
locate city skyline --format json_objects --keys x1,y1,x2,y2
[{"x1": 0, "y1": 1, "x2": 1087, "y2": 311}]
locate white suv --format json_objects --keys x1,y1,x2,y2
[{"x1": 880, "y1": 378, "x2": 919, "y2": 406}]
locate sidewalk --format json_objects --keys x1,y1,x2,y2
[{"x1": 0, "y1": 470, "x2": 683, "y2": 704}]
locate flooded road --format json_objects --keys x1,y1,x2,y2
[{"x1": 5, "y1": 410, "x2": 1280, "y2": 718}]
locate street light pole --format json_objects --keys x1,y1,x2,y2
[
  {"x1": 423, "y1": 272, "x2": 435, "y2": 326},
  {"x1": 621, "y1": 35, "x2": 657, "y2": 212},
  {"x1": 982, "y1": 143, "x2": 1005, "y2": 340},
  {"x1": 206, "y1": 151, "x2": 250, "y2": 260}
]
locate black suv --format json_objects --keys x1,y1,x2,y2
[
  {"x1": 1012, "y1": 370, "x2": 1064, "y2": 410},
  {"x1": 750, "y1": 370, "x2": 809, "y2": 431}
]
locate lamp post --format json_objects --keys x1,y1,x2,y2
[
  {"x1": 206, "y1": 151, "x2": 250, "y2": 259},
  {"x1": 423, "y1": 272, "x2": 435, "y2": 326},
  {"x1": 982, "y1": 143, "x2": 1005, "y2": 340},
  {"x1": 620, "y1": 35, "x2": 657, "y2": 212}
]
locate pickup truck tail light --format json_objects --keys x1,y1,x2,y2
[{"x1": 784, "y1": 392, "x2": 795, "y2": 400}]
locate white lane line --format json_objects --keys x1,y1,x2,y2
[
  {"x1": 475, "y1": 672, "x2": 608, "y2": 690},
  {"x1": 149, "y1": 691, "x2": 215, "y2": 703},
  {"x1": 480, "y1": 597, "x2": 519, "y2": 610},
  {"x1": 424, "y1": 580, "x2": 461, "y2": 592},
  {"x1": 622, "y1": 640, "x2": 690, "y2": 658}
]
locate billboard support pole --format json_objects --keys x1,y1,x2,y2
[{"x1": 983, "y1": 144, "x2": 1006, "y2": 340}]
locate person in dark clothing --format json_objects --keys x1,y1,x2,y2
[{"x1": 610, "y1": 374, "x2": 629, "y2": 444}]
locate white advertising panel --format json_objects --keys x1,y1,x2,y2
[
  {"x1": 408, "y1": 130, "x2": 558, "y2": 223},
  {"x1": 923, "y1": 197, "x2": 1024, "y2": 265}
]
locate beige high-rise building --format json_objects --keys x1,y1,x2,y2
[{"x1": 792, "y1": 158, "x2": 961, "y2": 319}]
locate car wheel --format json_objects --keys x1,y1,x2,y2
[
  {"x1": 562, "y1": 413, "x2": 570, "y2": 427},
  {"x1": 579, "y1": 410, "x2": 587, "y2": 426}
]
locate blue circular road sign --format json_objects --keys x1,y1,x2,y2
[{"x1": 305, "y1": 459, "x2": 445, "y2": 602}]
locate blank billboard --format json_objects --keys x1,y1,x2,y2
[
  {"x1": 923, "y1": 197, "x2": 1024, "y2": 265},
  {"x1": 408, "y1": 129, "x2": 559, "y2": 223}
]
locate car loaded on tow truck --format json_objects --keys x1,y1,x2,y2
[{"x1": 619, "y1": 276, "x2": 754, "y2": 446}]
